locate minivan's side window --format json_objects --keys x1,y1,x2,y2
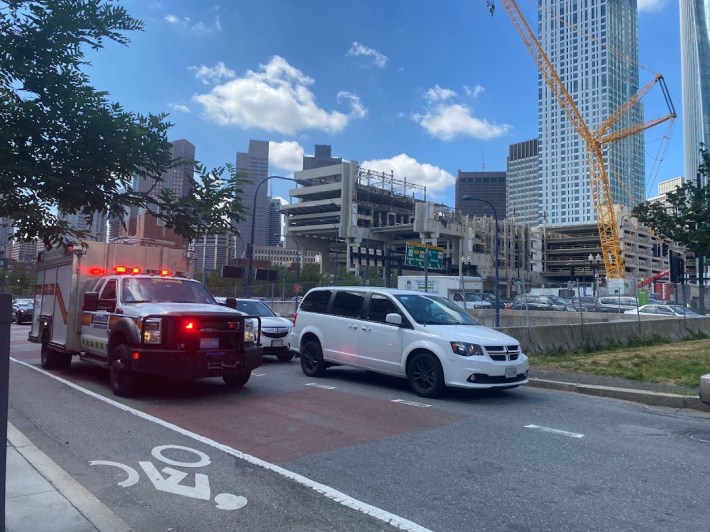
[
  {"x1": 300, "y1": 290, "x2": 331, "y2": 313},
  {"x1": 366, "y1": 294, "x2": 400, "y2": 323},
  {"x1": 331, "y1": 290, "x2": 366, "y2": 318}
]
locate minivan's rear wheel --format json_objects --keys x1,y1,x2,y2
[
  {"x1": 407, "y1": 352, "x2": 445, "y2": 398},
  {"x1": 300, "y1": 341, "x2": 326, "y2": 377}
]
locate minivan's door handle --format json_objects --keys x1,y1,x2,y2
[
  {"x1": 360, "y1": 326, "x2": 371, "y2": 332},
  {"x1": 349, "y1": 324, "x2": 358, "y2": 330}
]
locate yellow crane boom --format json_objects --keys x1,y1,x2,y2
[{"x1": 495, "y1": 0, "x2": 676, "y2": 279}]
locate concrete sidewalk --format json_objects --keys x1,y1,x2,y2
[{"x1": 5, "y1": 423, "x2": 130, "y2": 532}]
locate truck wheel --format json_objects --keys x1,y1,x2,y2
[
  {"x1": 277, "y1": 352, "x2": 295, "y2": 363},
  {"x1": 300, "y1": 340, "x2": 326, "y2": 377},
  {"x1": 41, "y1": 331, "x2": 60, "y2": 370},
  {"x1": 407, "y1": 352, "x2": 445, "y2": 398},
  {"x1": 109, "y1": 345, "x2": 137, "y2": 397},
  {"x1": 223, "y1": 372, "x2": 250, "y2": 388}
]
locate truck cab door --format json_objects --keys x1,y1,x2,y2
[{"x1": 81, "y1": 278, "x2": 116, "y2": 359}]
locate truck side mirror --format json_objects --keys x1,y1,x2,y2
[
  {"x1": 224, "y1": 297, "x2": 237, "y2": 309},
  {"x1": 83, "y1": 292, "x2": 99, "y2": 312}
]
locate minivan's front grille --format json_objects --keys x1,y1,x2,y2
[{"x1": 485, "y1": 345, "x2": 521, "y2": 361}]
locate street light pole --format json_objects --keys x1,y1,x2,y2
[
  {"x1": 246, "y1": 175, "x2": 297, "y2": 297},
  {"x1": 277, "y1": 233, "x2": 301, "y2": 285},
  {"x1": 588, "y1": 253, "x2": 601, "y2": 297},
  {"x1": 462, "y1": 195, "x2": 500, "y2": 327}
]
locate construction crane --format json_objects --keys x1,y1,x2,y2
[{"x1": 489, "y1": 0, "x2": 676, "y2": 280}]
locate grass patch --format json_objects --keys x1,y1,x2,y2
[{"x1": 530, "y1": 338, "x2": 710, "y2": 388}]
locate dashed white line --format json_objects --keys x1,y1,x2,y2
[
  {"x1": 305, "y1": 383, "x2": 337, "y2": 390},
  {"x1": 12, "y1": 358, "x2": 431, "y2": 532},
  {"x1": 392, "y1": 399, "x2": 432, "y2": 408},
  {"x1": 525, "y1": 424, "x2": 584, "y2": 438}
]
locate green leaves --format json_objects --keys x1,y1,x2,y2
[
  {"x1": 632, "y1": 147, "x2": 710, "y2": 257},
  {"x1": 0, "y1": 1, "x2": 247, "y2": 250}
]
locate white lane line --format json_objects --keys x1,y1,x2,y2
[
  {"x1": 305, "y1": 383, "x2": 337, "y2": 390},
  {"x1": 11, "y1": 358, "x2": 431, "y2": 532},
  {"x1": 525, "y1": 424, "x2": 584, "y2": 439},
  {"x1": 392, "y1": 399, "x2": 432, "y2": 408},
  {"x1": 251, "y1": 373, "x2": 267, "y2": 377}
]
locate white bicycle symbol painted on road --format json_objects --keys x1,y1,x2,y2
[{"x1": 90, "y1": 444, "x2": 247, "y2": 511}]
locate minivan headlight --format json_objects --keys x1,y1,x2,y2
[{"x1": 451, "y1": 342, "x2": 484, "y2": 357}]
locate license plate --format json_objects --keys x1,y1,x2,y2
[
  {"x1": 271, "y1": 339, "x2": 283, "y2": 347},
  {"x1": 200, "y1": 337, "x2": 219, "y2": 349},
  {"x1": 505, "y1": 367, "x2": 516, "y2": 379}
]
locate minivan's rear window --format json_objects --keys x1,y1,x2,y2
[{"x1": 300, "y1": 290, "x2": 331, "y2": 313}]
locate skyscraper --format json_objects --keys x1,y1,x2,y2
[
  {"x1": 455, "y1": 170, "x2": 506, "y2": 219},
  {"x1": 538, "y1": 0, "x2": 644, "y2": 225},
  {"x1": 506, "y1": 139, "x2": 540, "y2": 225},
  {"x1": 680, "y1": 0, "x2": 710, "y2": 186},
  {"x1": 236, "y1": 140, "x2": 269, "y2": 250},
  {"x1": 267, "y1": 197, "x2": 283, "y2": 246}
]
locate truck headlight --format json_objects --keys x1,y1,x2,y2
[
  {"x1": 143, "y1": 318, "x2": 163, "y2": 344},
  {"x1": 450, "y1": 341, "x2": 484, "y2": 357},
  {"x1": 244, "y1": 319, "x2": 257, "y2": 344}
]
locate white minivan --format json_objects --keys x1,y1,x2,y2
[{"x1": 289, "y1": 287, "x2": 529, "y2": 398}]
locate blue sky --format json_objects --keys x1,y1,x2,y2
[{"x1": 87, "y1": 0, "x2": 682, "y2": 207}]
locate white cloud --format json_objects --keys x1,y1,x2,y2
[
  {"x1": 413, "y1": 85, "x2": 510, "y2": 141},
  {"x1": 192, "y1": 56, "x2": 367, "y2": 134},
  {"x1": 638, "y1": 0, "x2": 665, "y2": 12},
  {"x1": 360, "y1": 153, "x2": 454, "y2": 193},
  {"x1": 464, "y1": 85, "x2": 485, "y2": 98},
  {"x1": 425, "y1": 85, "x2": 457, "y2": 102},
  {"x1": 189, "y1": 62, "x2": 236, "y2": 85},
  {"x1": 168, "y1": 102, "x2": 191, "y2": 113},
  {"x1": 347, "y1": 42, "x2": 388, "y2": 67},
  {"x1": 164, "y1": 13, "x2": 221, "y2": 33},
  {"x1": 269, "y1": 141, "x2": 304, "y2": 173}
]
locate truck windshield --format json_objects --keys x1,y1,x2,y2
[
  {"x1": 394, "y1": 294, "x2": 480, "y2": 326},
  {"x1": 121, "y1": 277, "x2": 217, "y2": 304}
]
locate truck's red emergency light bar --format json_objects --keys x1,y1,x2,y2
[{"x1": 84, "y1": 266, "x2": 187, "y2": 277}]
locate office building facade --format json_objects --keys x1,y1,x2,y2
[
  {"x1": 538, "y1": 0, "x2": 644, "y2": 225},
  {"x1": 506, "y1": 139, "x2": 540, "y2": 225},
  {"x1": 455, "y1": 171, "x2": 506, "y2": 220},
  {"x1": 236, "y1": 140, "x2": 269, "y2": 251},
  {"x1": 680, "y1": 0, "x2": 710, "y2": 186}
]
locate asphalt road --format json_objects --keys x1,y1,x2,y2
[{"x1": 7, "y1": 324, "x2": 710, "y2": 531}]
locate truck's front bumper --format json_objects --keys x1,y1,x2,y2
[{"x1": 130, "y1": 344, "x2": 263, "y2": 379}]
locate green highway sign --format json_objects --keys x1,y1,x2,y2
[{"x1": 404, "y1": 242, "x2": 444, "y2": 270}]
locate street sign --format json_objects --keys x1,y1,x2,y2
[
  {"x1": 404, "y1": 242, "x2": 444, "y2": 270},
  {"x1": 293, "y1": 283, "x2": 302, "y2": 293}
]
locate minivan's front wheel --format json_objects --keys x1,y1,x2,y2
[
  {"x1": 407, "y1": 352, "x2": 445, "y2": 398},
  {"x1": 300, "y1": 340, "x2": 326, "y2": 377}
]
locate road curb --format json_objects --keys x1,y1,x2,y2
[{"x1": 528, "y1": 378, "x2": 710, "y2": 412}]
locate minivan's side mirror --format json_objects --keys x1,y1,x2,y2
[{"x1": 385, "y1": 313, "x2": 403, "y2": 326}]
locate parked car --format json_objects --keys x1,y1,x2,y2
[
  {"x1": 451, "y1": 292, "x2": 492, "y2": 309},
  {"x1": 593, "y1": 296, "x2": 639, "y2": 313},
  {"x1": 567, "y1": 296, "x2": 597, "y2": 312},
  {"x1": 480, "y1": 292, "x2": 510, "y2": 309},
  {"x1": 14, "y1": 300, "x2": 34, "y2": 324},
  {"x1": 624, "y1": 304, "x2": 701, "y2": 317},
  {"x1": 290, "y1": 286, "x2": 528, "y2": 398},
  {"x1": 700, "y1": 373, "x2": 710, "y2": 405},
  {"x1": 511, "y1": 294, "x2": 567, "y2": 311},
  {"x1": 234, "y1": 298, "x2": 295, "y2": 362}
]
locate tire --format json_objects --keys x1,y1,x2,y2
[
  {"x1": 276, "y1": 352, "x2": 295, "y2": 363},
  {"x1": 40, "y1": 331, "x2": 70, "y2": 370},
  {"x1": 300, "y1": 340, "x2": 326, "y2": 377},
  {"x1": 109, "y1": 345, "x2": 138, "y2": 397},
  {"x1": 223, "y1": 372, "x2": 251, "y2": 388},
  {"x1": 407, "y1": 352, "x2": 446, "y2": 398}
]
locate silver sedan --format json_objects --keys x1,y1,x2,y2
[{"x1": 700, "y1": 373, "x2": 710, "y2": 405}]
